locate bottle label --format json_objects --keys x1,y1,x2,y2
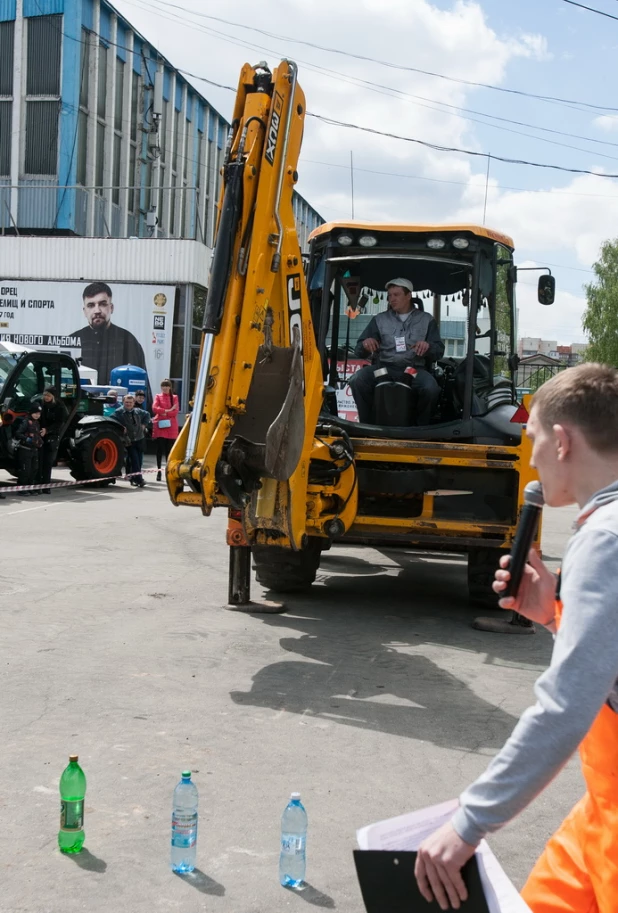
[
  {"x1": 281, "y1": 833, "x2": 306, "y2": 855},
  {"x1": 171, "y1": 812, "x2": 197, "y2": 848},
  {"x1": 60, "y1": 800, "x2": 84, "y2": 832}
]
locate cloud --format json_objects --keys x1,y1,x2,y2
[
  {"x1": 454, "y1": 173, "x2": 618, "y2": 267},
  {"x1": 593, "y1": 115, "x2": 618, "y2": 133}
]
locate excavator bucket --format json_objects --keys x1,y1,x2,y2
[{"x1": 227, "y1": 342, "x2": 304, "y2": 482}]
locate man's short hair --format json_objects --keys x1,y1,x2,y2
[
  {"x1": 532, "y1": 363, "x2": 618, "y2": 453},
  {"x1": 83, "y1": 281, "x2": 112, "y2": 300}
]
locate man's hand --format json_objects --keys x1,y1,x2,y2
[
  {"x1": 415, "y1": 823, "x2": 475, "y2": 910},
  {"x1": 413, "y1": 340, "x2": 430, "y2": 357},
  {"x1": 492, "y1": 549, "x2": 556, "y2": 626},
  {"x1": 40, "y1": 428, "x2": 46, "y2": 437},
  {"x1": 362, "y1": 337, "x2": 380, "y2": 354}
]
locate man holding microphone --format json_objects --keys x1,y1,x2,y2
[{"x1": 415, "y1": 363, "x2": 618, "y2": 911}]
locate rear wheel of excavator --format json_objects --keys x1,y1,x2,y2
[
  {"x1": 467, "y1": 546, "x2": 509, "y2": 609},
  {"x1": 252, "y1": 539, "x2": 323, "y2": 593}
]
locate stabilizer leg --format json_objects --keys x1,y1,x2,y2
[{"x1": 226, "y1": 546, "x2": 286, "y2": 614}]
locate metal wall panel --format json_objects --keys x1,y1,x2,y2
[
  {"x1": 23, "y1": 0, "x2": 63, "y2": 14},
  {"x1": 0, "y1": 238, "x2": 212, "y2": 285},
  {"x1": 0, "y1": 1, "x2": 16, "y2": 22},
  {"x1": 17, "y1": 180, "x2": 57, "y2": 228}
]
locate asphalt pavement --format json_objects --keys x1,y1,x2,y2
[{"x1": 0, "y1": 460, "x2": 581, "y2": 912}]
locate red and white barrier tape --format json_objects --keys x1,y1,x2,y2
[{"x1": 0, "y1": 468, "x2": 161, "y2": 495}]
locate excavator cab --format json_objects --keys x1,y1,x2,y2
[{"x1": 310, "y1": 223, "x2": 521, "y2": 440}]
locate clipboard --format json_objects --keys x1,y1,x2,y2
[{"x1": 354, "y1": 850, "x2": 490, "y2": 912}]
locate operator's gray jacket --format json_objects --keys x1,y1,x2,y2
[{"x1": 354, "y1": 308, "x2": 444, "y2": 368}]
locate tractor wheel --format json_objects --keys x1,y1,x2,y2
[
  {"x1": 252, "y1": 539, "x2": 323, "y2": 593},
  {"x1": 467, "y1": 546, "x2": 510, "y2": 609},
  {"x1": 70, "y1": 429, "x2": 125, "y2": 485}
]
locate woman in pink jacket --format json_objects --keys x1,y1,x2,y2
[{"x1": 152, "y1": 378, "x2": 180, "y2": 481}]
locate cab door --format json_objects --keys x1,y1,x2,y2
[{"x1": 1, "y1": 352, "x2": 79, "y2": 430}]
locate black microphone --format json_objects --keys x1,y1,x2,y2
[{"x1": 504, "y1": 480, "x2": 545, "y2": 598}]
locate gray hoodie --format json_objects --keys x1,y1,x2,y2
[{"x1": 452, "y1": 480, "x2": 618, "y2": 846}]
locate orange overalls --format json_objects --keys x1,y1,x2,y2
[{"x1": 522, "y1": 590, "x2": 618, "y2": 913}]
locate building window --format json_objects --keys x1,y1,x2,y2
[
  {"x1": 25, "y1": 101, "x2": 59, "y2": 174},
  {"x1": 0, "y1": 21, "x2": 13, "y2": 177},
  {"x1": 113, "y1": 58, "x2": 124, "y2": 205},
  {"x1": 160, "y1": 99, "x2": 168, "y2": 163},
  {"x1": 27, "y1": 16, "x2": 61, "y2": 96},
  {"x1": 130, "y1": 70, "x2": 139, "y2": 143},
  {"x1": 129, "y1": 143, "x2": 137, "y2": 213},
  {"x1": 128, "y1": 71, "x2": 140, "y2": 212},
  {"x1": 172, "y1": 109, "x2": 180, "y2": 172},
  {"x1": 112, "y1": 133, "x2": 121, "y2": 205},
  {"x1": 114, "y1": 58, "x2": 124, "y2": 132},
  {"x1": 25, "y1": 16, "x2": 62, "y2": 176},
  {"x1": 0, "y1": 20, "x2": 14, "y2": 95},
  {"x1": 97, "y1": 45, "x2": 107, "y2": 119},
  {"x1": 0, "y1": 102, "x2": 10, "y2": 176},
  {"x1": 76, "y1": 31, "x2": 90, "y2": 186},
  {"x1": 95, "y1": 121, "x2": 105, "y2": 190},
  {"x1": 76, "y1": 110, "x2": 88, "y2": 185}
]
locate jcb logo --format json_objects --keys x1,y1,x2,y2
[
  {"x1": 287, "y1": 273, "x2": 304, "y2": 394},
  {"x1": 265, "y1": 92, "x2": 284, "y2": 165}
]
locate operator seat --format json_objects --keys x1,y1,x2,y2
[{"x1": 453, "y1": 355, "x2": 492, "y2": 416}]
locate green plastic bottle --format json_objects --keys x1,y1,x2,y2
[{"x1": 58, "y1": 755, "x2": 86, "y2": 853}]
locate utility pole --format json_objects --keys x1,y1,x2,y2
[
  {"x1": 483, "y1": 153, "x2": 491, "y2": 226},
  {"x1": 350, "y1": 150, "x2": 355, "y2": 219}
]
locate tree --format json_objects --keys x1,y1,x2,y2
[{"x1": 583, "y1": 239, "x2": 618, "y2": 366}]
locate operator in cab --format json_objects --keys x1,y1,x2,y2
[{"x1": 349, "y1": 278, "x2": 444, "y2": 425}]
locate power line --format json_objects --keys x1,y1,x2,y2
[
  {"x1": 559, "y1": 0, "x2": 618, "y2": 20},
  {"x1": 34, "y1": 5, "x2": 618, "y2": 175},
  {"x1": 131, "y1": 0, "x2": 618, "y2": 113},
  {"x1": 301, "y1": 157, "x2": 618, "y2": 199},
  {"x1": 122, "y1": 0, "x2": 618, "y2": 162},
  {"x1": 305, "y1": 111, "x2": 618, "y2": 180}
]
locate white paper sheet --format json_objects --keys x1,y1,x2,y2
[{"x1": 357, "y1": 800, "x2": 531, "y2": 913}]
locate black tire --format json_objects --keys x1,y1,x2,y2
[
  {"x1": 70, "y1": 428, "x2": 125, "y2": 484},
  {"x1": 252, "y1": 539, "x2": 322, "y2": 593},
  {"x1": 468, "y1": 546, "x2": 510, "y2": 609}
]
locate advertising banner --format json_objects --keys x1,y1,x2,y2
[
  {"x1": 0, "y1": 280, "x2": 174, "y2": 395},
  {"x1": 335, "y1": 359, "x2": 369, "y2": 422}
]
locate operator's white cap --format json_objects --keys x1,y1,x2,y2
[{"x1": 385, "y1": 277, "x2": 414, "y2": 294}]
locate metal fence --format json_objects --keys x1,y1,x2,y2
[{"x1": 516, "y1": 361, "x2": 567, "y2": 394}]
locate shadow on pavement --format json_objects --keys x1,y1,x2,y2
[
  {"x1": 66, "y1": 848, "x2": 107, "y2": 873},
  {"x1": 174, "y1": 867, "x2": 225, "y2": 895},
  {"x1": 284, "y1": 882, "x2": 336, "y2": 908},
  {"x1": 230, "y1": 547, "x2": 553, "y2": 752}
]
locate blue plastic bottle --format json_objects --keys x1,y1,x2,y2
[
  {"x1": 170, "y1": 771, "x2": 198, "y2": 874},
  {"x1": 279, "y1": 792, "x2": 307, "y2": 888}
]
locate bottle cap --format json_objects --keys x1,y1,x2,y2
[
  {"x1": 69, "y1": 754, "x2": 78, "y2": 762},
  {"x1": 290, "y1": 791, "x2": 301, "y2": 800},
  {"x1": 181, "y1": 770, "x2": 192, "y2": 779}
]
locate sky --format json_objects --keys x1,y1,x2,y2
[{"x1": 112, "y1": 0, "x2": 618, "y2": 345}]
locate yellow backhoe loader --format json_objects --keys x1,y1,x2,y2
[{"x1": 167, "y1": 60, "x2": 554, "y2": 611}]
